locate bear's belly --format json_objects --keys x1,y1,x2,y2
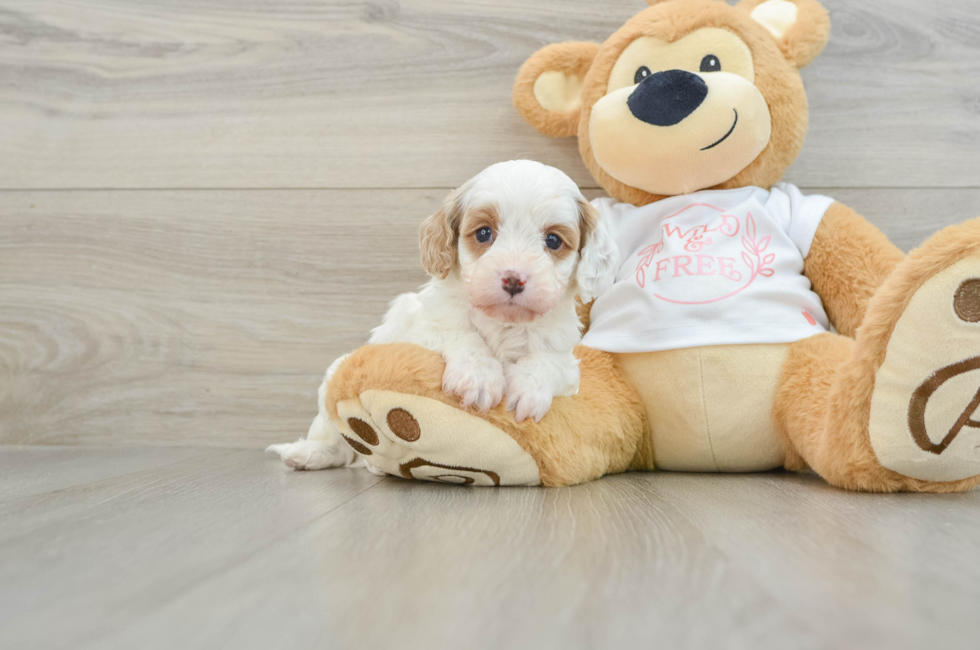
[{"x1": 614, "y1": 343, "x2": 791, "y2": 472}]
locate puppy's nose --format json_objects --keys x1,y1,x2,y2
[
  {"x1": 628, "y1": 69, "x2": 708, "y2": 127},
  {"x1": 501, "y1": 272, "x2": 526, "y2": 297}
]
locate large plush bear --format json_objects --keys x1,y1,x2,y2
[{"x1": 321, "y1": 0, "x2": 980, "y2": 490}]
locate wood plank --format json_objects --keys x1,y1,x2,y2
[
  {"x1": 3, "y1": 188, "x2": 979, "y2": 448},
  {"x1": 0, "y1": 455, "x2": 971, "y2": 650},
  {"x1": 0, "y1": 446, "x2": 384, "y2": 648},
  {"x1": 784, "y1": 188, "x2": 980, "y2": 253},
  {"x1": 104, "y1": 477, "x2": 810, "y2": 650},
  {"x1": 645, "y1": 472, "x2": 980, "y2": 650},
  {"x1": 0, "y1": 451, "x2": 810, "y2": 649},
  {"x1": 0, "y1": 189, "x2": 433, "y2": 447},
  {"x1": 0, "y1": 0, "x2": 977, "y2": 190},
  {"x1": 0, "y1": 445, "x2": 204, "y2": 501}
]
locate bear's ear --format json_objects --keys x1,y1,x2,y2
[
  {"x1": 513, "y1": 42, "x2": 600, "y2": 138},
  {"x1": 738, "y1": 0, "x2": 831, "y2": 69}
]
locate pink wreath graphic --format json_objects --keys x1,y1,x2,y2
[
  {"x1": 635, "y1": 212, "x2": 775, "y2": 305},
  {"x1": 740, "y1": 212, "x2": 776, "y2": 280}
]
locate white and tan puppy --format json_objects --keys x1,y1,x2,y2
[{"x1": 268, "y1": 160, "x2": 619, "y2": 471}]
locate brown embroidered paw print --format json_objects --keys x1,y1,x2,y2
[
  {"x1": 333, "y1": 390, "x2": 541, "y2": 487},
  {"x1": 870, "y1": 261, "x2": 980, "y2": 482}
]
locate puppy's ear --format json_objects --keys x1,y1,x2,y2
[
  {"x1": 419, "y1": 186, "x2": 465, "y2": 279},
  {"x1": 738, "y1": 0, "x2": 830, "y2": 69},
  {"x1": 575, "y1": 200, "x2": 619, "y2": 302},
  {"x1": 513, "y1": 42, "x2": 600, "y2": 138}
]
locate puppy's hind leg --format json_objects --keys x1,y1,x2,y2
[
  {"x1": 267, "y1": 414, "x2": 364, "y2": 471},
  {"x1": 267, "y1": 355, "x2": 367, "y2": 471}
]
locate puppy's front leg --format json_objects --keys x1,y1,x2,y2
[
  {"x1": 441, "y1": 336, "x2": 506, "y2": 413},
  {"x1": 505, "y1": 353, "x2": 581, "y2": 422}
]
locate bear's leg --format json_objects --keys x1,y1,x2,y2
[
  {"x1": 775, "y1": 217, "x2": 980, "y2": 492},
  {"x1": 324, "y1": 343, "x2": 646, "y2": 487},
  {"x1": 774, "y1": 333, "x2": 899, "y2": 489}
]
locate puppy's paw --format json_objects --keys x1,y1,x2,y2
[
  {"x1": 504, "y1": 364, "x2": 554, "y2": 423},
  {"x1": 266, "y1": 438, "x2": 357, "y2": 471},
  {"x1": 442, "y1": 353, "x2": 505, "y2": 413}
]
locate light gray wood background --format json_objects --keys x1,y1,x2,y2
[
  {"x1": 2, "y1": 0, "x2": 979, "y2": 448},
  {"x1": 2, "y1": 2, "x2": 980, "y2": 647}
]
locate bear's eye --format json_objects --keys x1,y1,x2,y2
[
  {"x1": 475, "y1": 227, "x2": 494, "y2": 244},
  {"x1": 634, "y1": 66, "x2": 652, "y2": 84},
  {"x1": 700, "y1": 55, "x2": 721, "y2": 73},
  {"x1": 545, "y1": 233, "x2": 563, "y2": 251}
]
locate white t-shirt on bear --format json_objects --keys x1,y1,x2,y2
[{"x1": 581, "y1": 183, "x2": 834, "y2": 353}]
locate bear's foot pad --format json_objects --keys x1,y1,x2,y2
[
  {"x1": 335, "y1": 391, "x2": 541, "y2": 486},
  {"x1": 871, "y1": 257, "x2": 980, "y2": 482}
]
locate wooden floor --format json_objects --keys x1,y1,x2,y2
[
  {"x1": 2, "y1": 0, "x2": 980, "y2": 647},
  {"x1": 0, "y1": 446, "x2": 978, "y2": 650}
]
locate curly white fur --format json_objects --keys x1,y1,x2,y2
[{"x1": 268, "y1": 160, "x2": 618, "y2": 470}]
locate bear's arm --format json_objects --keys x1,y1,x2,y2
[{"x1": 803, "y1": 202, "x2": 905, "y2": 338}]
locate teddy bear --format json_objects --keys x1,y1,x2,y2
[{"x1": 318, "y1": 0, "x2": 980, "y2": 491}]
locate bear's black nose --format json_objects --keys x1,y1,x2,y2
[{"x1": 627, "y1": 69, "x2": 708, "y2": 127}]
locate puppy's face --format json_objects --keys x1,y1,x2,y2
[
  {"x1": 458, "y1": 193, "x2": 581, "y2": 324},
  {"x1": 420, "y1": 161, "x2": 618, "y2": 324}
]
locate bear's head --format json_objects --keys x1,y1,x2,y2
[{"x1": 513, "y1": 0, "x2": 830, "y2": 206}]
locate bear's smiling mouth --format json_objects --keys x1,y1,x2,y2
[{"x1": 700, "y1": 109, "x2": 739, "y2": 151}]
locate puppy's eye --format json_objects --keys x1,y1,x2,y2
[
  {"x1": 545, "y1": 233, "x2": 563, "y2": 251},
  {"x1": 634, "y1": 66, "x2": 652, "y2": 84},
  {"x1": 475, "y1": 227, "x2": 494, "y2": 244},
  {"x1": 700, "y1": 55, "x2": 721, "y2": 73}
]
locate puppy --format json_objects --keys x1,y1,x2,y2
[{"x1": 268, "y1": 160, "x2": 619, "y2": 471}]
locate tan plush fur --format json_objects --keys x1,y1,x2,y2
[
  {"x1": 514, "y1": 0, "x2": 823, "y2": 206},
  {"x1": 804, "y1": 202, "x2": 905, "y2": 337},
  {"x1": 736, "y1": 0, "x2": 831, "y2": 69},
  {"x1": 774, "y1": 217, "x2": 980, "y2": 492},
  {"x1": 618, "y1": 344, "x2": 793, "y2": 473},
  {"x1": 773, "y1": 333, "x2": 849, "y2": 474},
  {"x1": 581, "y1": 0, "x2": 811, "y2": 206},
  {"x1": 513, "y1": 42, "x2": 600, "y2": 138},
  {"x1": 328, "y1": 343, "x2": 647, "y2": 487},
  {"x1": 323, "y1": 0, "x2": 980, "y2": 491}
]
